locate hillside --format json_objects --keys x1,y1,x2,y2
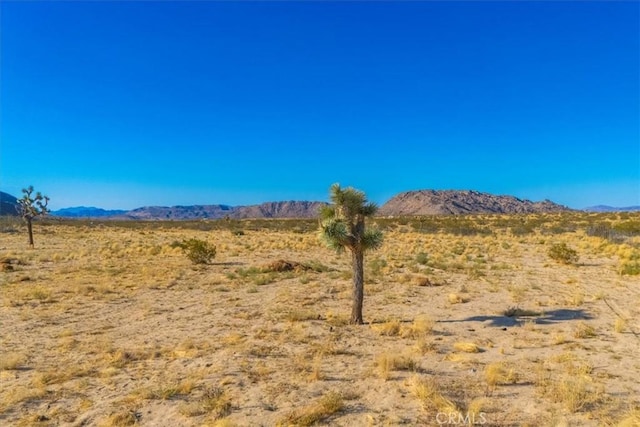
[
  {"x1": 0, "y1": 191, "x2": 19, "y2": 216},
  {"x1": 121, "y1": 201, "x2": 327, "y2": 220},
  {"x1": 232, "y1": 201, "x2": 328, "y2": 219},
  {"x1": 584, "y1": 205, "x2": 640, "y2": 213},
  {"x1": 52, "y1": 207, "x2": 127, "y2": 218},
  {"x1": 123, "y1": 204, "x2": 236, "y2": 220},
  {"x1": 378, "y1": 190, "x2": 571, "y2": 216}
]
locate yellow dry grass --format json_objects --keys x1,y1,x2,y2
[{"x1": 0, "y1": 213, "x2": 638, "y2": 426}]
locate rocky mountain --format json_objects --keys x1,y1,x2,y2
[
  {"x1": 0, "y1": 191, "x2": 19, "y2": 216},
  {"x1": 378, "y1": 190, "x2": 571, "y2": 216},
  {"x1": 121, "y1": 201, "x2": 327, "y2": 220},
  {"x1": 583, "y1": 205, "x2": 640, "y2": 213},
  {"x1": 52, "y1": 207, "x2": 128, "y2": 218},
  {"x1": 123, "y1": 204, "x2": 235, "y2": 220},
  {"x1": 232, "y1": 201, "x2": 328, "y2": 219}
]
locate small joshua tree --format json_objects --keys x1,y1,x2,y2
[
  {"x1": 18, "y1": 186, "x2": 49, "y2": 247},
  {"x1": 319, "y1": 184, "x2": 383, "y2": 324}
]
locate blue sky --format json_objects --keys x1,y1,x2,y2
[{"x1": 1, "y1": 1, "x2": 638, "y2": 210}]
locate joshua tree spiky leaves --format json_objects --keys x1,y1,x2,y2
[
  {"x1": 319, "y1": 183, "x2": 383, "y2": 324},
  {"x1": 18, "y1": 186, "x2": 49, "y2": 247}
]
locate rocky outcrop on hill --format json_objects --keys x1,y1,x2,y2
[{"x1": 378, "y1": 190, "x2": 571, "y2": 216}]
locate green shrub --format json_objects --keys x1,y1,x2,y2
[
  {"x1": 415, "y1": 252, "x2": 429, "y2": 265},
  {"x1": 178, "y1": 238, "x2": 216, "y2": 264},
  {"x1": 619, "y1": 261, "x2": 640, "y2": 276},
  {"x1": 548, "y1": 243, "x2": 578, "y2": 265},
  {"x1": 613, "y1": 220, "x2": 640, "y2": 235}
]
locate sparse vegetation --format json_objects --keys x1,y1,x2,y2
[
  {"x1": 548, "y1": 242, "x2": 579, "y2": 265},
  {"x1": 17, "y1": 185, "x2": 49, "y2": 247},
  {"x1": 279, "y1": 391, "x2": 344, "y2": 426},
  {"x1": 0, "y1": 212, "x2": 637, "y2": 426},
  {"x1": 176, "y1": 238, "x2": 217, "y2": 264}
]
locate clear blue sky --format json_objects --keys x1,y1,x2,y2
[{"x1": 1, "y1": 1, "x2": 638, "y2": 210}]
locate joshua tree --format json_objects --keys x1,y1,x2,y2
[
  {"x1": 18, "y1": 186, "x2": 49, "y2": 247},
  {"x1": 319, "y1": 184, "x2": 383, "y2": 324}
]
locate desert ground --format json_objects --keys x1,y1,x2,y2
[{"x1": 1, "y1": 213, "x2": 639, "y2": 426}]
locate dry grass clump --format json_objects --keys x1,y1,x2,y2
[
  {"x1": 372, "y1": 319, "x2": 401, "y2": 336},
  {"x1": 616, "y1": 408, "x2": 640, "y2": 427},
  {"x1": 180, "y1": 386, "x2": 232, "y2": 419},
  {"x1": 278, "y1": 391, "x2": 344, "y2": 426},
  {"x1": 100, "y1": 408, "x2": 140, "y2": 427},
  {"x1": 484, "y1": 362, "x2": 518, "y2": 390},
  {"x1": 448, "y1": 293, "x2": 468, "y2": 304},
  {"x1": 401, "y1": 315, "x2": 435, "y2": 339},
  {"x1": 0, "y1": 352, "x2": 26, "y2": 370},
  {"x1": 537, "y1": 374, "x2": 603, "y2": 413},
  {"x1": 284, "y1": 309, "x2": 318, "y2": 322},
  {"x1": 410, "y1": 376, "x2": 458, "y2": 414},
  {"x1": 414, "y1": 275, "x2": 445, "y2": 287},
  {"x1": 573, "y1": 322, "x2": 597, "y2": 339},
  {"x1": 134, "y1": 379, "x2": 196, "y2": 400},
  {"x1": 536, "y1": 353, "x2": 605, "y2": 414},
  {"x1": 614, "y1": 318, "x2": 627, "y2": 333},
  {"x1": 106, "y1": 348, "x2": 153, "y2": 368},
  {"x1": 0, "y1": 386, "x2": 47, "y2": 412},
  {"x1": 453, "y1": 342, "x2": 481, "y2": 353},
  {"x1": 375, "y1": 352, "x2": 419, "y2": 380}
]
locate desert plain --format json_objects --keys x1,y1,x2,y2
[{"x1": 0, "y1": 213, "x2": 639, "y2": 426}]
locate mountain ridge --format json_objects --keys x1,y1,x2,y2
[
  {"x1": 53, "y1": 206, "x2": 128, "y2": 218},
  {"x1": 6, "y1": 189, "x2": 638, "y2": 220}
]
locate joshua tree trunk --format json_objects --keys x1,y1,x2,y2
[
  {"x1": 351, "y1": 249, "x2": 365, "y2": 324},
  {"x1": 27, "y1": 219, "x2": 34, "y2": 247}
]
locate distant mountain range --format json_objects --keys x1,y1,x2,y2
[
  {"x1": 1, "y1": 189, "x2": 637, "y2": 220},
  {"x1": 114, "y1": 201, "x2": 329, "y2": 220},
  {"x1": 52, "y1": 206, "x2": 128, "y2": 218},
  {"x1": 583, "y1": 205, "x2": 640, "y2": 213}
]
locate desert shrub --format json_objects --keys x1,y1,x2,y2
[
  {"x1": 613, "y1": 220, "x2": 640, "y2": 235},
  {"x1": 177, "y1": 238, "x2": 216, "y2": 264},
  {"x1": 0, "y1": 216, "x2": 21, "y2": 233},
  {"x1": 548, "y1": 243, "x2": 578, "y2": 265},
  {"x1": 415, "y1": 252, "x2": 429, "y2": 265},
  {"x1": 368, "y1": 257, "x2": 387, "y2": 277},
  {"x1": 619, "y1": 261, "x2": 640, "y2": 276}
]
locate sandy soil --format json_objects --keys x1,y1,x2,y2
[{"x1": 1, "y1": 218, "x2": 639, "y2": 426}]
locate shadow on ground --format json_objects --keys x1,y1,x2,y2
[{"x1": 440, "y1": 309, "x2": 593, "y2": 328}]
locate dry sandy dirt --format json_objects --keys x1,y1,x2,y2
[{"x1": 1, "y1": 215, "x2": 639, "y2": 426}]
